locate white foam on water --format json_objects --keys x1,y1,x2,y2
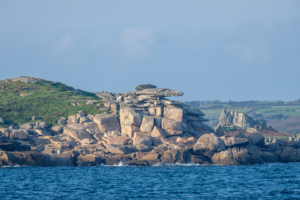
[{"x1": 113, "y1": 161, "x2": 128, "y2": 167}]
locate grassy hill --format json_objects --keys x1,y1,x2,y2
[{"x1": 0, "y1": 77, "x2": 103, "y2": 127}]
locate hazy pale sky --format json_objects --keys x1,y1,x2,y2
[{"x1": 0, "y1": 1, "x2": 299, "y2": 101}]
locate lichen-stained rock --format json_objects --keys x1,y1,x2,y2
[
  {"x1": 133, "y1": 132, "x2": 153, "y2": 146},
  {"x1": 105, "y1": 144, "x2": 137, "y2": 154},
  {"x1": 140, "y1": 116, "x2": 154, "y2": 134},
  {"x1": 220, "y1": 136, "x2": 249, "y2": 147},
  {"x1": 83, "y1": 122, "x2": 101, "y2": 135},
  {"x1": 123, "y1": 125, "x2": 140, "y2": 137},
  {"x1": 136, "y1": 88, "x2": 183, "y2": 97},
  {"x1": 120, "y1": 107, "x2": 142, "y2": 137},
  {"x1": 120, "y1": 107, "x2": 142, "y2": 126},
  {"x1": 163, "y1": 129, "x2": 183, "y2": 136},
  {"x1": 151, "y1": 126, "x2": 166, "y2": 139},
  {"x1": 163, "y1": 106, "x2": 183, "y2": 122},
  {"x1": 67, "y1": 115, "x2": 77, "y2": 124},
  {"x1": 183, "y1": 106, "x2": 205, "y2": 116},
  {"x1": 10, "y1": 130, "x2": 28, "y2": 140},
  {"x1": 162, "y1": 118, "x2": 182, "y2": 130},
  {"x1": 148, "y1": 106, "x2": 163, "y2": 117},
  {"x1": 0, "y1": 128, "x2": 11, "y2": 138},
  {"x1": 107, "y1": 136, "x2": 131, "y2": 145},
  {"x1": 193, "y1": 133, "x2": 226, "y2": 158},
  {"x1": 161, "y1": 118, "x2": 184, "y2": 136},
  {"x1": 93, "y1": 114, "x2": 121, "y2": 133},
  {"x1": 248, "y1": 133, "x2": 265, "y2": 147},
  {"x1": 64, "y1": 127, "x2": 96, "y2": 144}
]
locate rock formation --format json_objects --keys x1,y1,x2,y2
[
  {"x1": 219, "y1": 109, "x2": 267, "y2": 132},
  {"x1": 1, "y1": 82, "x2": 300, "y2": 167},
  {"x1": 289, "y1": 133, "x2": 300, "y2": 141}
]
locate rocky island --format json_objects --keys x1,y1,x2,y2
[{"x1": 0, "y1": 77, "x2": 299, "y2": 167}]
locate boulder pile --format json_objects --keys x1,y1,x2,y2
[{"x1": 1, "y1": 84, "x2": 300, "y2": 167}]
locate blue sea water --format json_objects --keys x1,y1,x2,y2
[{"x1": 1, "y1": 163, "x2": 300, "y2": 200}]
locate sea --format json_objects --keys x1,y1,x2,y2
[{"x1": 1, "y1": 162, "x2": 300, "y2": 200}]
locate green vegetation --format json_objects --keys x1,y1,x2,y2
[{"x1": 0, "y1": 80, "x2": 103, "y2": 127}]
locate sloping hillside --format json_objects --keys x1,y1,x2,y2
[{"x1": 0, "y1": 77, "x2": 103, "y2": 126}]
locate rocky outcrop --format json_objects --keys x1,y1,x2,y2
[
  {"x1": 219, "y1": 109, "x2": 268, "y2": 132},
  {"x1": 1, "y1": 83, "x2": 299, "y2": 167},
  {"x1": 289, "y1": 133, "x2": 300, "y2": 141}
]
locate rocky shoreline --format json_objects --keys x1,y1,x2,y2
[{"x1": 1, "y1": 79, "x2": 300, "y2": 167}]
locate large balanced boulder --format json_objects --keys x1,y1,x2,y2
[
  {"x1": 136, "y1": 88, "x2": 183, "y2": 97},
  {"x1": 193, "y1": 133, "x2": 226, "y2": 158},
  {"x1": 135, "y1": 84, "x2": 157, "y2": 91}
]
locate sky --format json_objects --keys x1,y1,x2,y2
[{"x1": 0, "y1": 0, "x2": 299, "y2": 101}]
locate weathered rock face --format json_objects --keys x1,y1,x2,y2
[
  {"x1": 219, "y1": 109, "x2": 267, "y2": 130},
  {"x1": 93, "y1": 114, "x2": 121, "y2": 133},
  {"x1": 120, "y1": 107, "x2": 142, "y2": 137},
  {"x1": 163, "y1": 106, "x2": 183, "y2": 122},
  {"x1": 193, "y1": 133, "x2": 226, "y2": 158},
  {"x1": 133, "y1": 132, "x2": 153, "y2": 146},
  {"x1": 140, "y1": 116, "x2": 154, "y2": 134}
]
